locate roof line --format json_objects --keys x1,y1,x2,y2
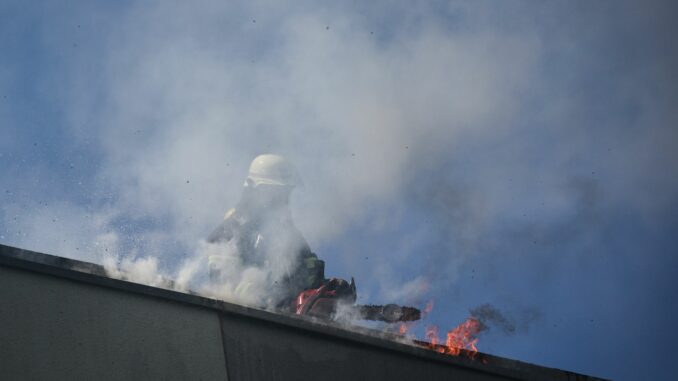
[{"x1": 0, "y1": 243, "x2": 606, "y2": 380}]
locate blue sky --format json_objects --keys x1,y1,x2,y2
[{"x1": 2, "y1": 1, "x2": 677, "y2": 379}]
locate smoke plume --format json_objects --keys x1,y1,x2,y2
[
  {"x1": 469, "y1": 303, "x2": 540, "y2": 336},
  {"x1": 2, "y1": 3, "x2": 678, "y2": 378}
]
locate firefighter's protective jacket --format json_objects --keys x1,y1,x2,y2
[{"x1": 207, "y1": 207, "x2": 326, "y2": 307}]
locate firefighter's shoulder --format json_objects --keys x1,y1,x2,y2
[
  {"x1": 223, "y1": 208, "x2": 236, "y2": 220},
  {"x1": 223, "y1": 208, "x2": 246, "y2": 226},
  {"x1": 207, "y1": 208, "x2": 239, "y2": 243}
]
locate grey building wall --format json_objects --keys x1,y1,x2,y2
[
  {"x1": 0, "y1": 244, "x2": 605, "y2": 381},
  {"x1": 220, "y1": 313, "x2": 509, "y2": 381},
  {"x1": 0, "y1": 265, "x2": 228, "y2": 381}
]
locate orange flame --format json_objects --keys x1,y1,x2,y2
[
  {"x1": 445, "y1": 318, "x2": 482, "y2": 357},
  {"x1": 420, "y1": 318, "x2": 482, "y2": 359},
  {"x1": 394, "y1": 300, "x2": 485, "y2": 361},
  {"x1": 425, "y1": 325, "x2": 439, "y2": 347}
]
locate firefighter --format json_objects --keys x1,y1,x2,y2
[{"x1": 206, "y1": 154, "x2": 327, "y2": 310}]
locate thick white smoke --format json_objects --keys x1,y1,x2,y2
[
  {"x1": 2, "y1": 1, "x2": 677, "y2": 325},
  {"x1": 6, "y1": 2, "x2": 538, "y2": 301},
  {"x1": 101, "y1": 187, "x2": 325, "y2": 311}
]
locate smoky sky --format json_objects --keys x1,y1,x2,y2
[{"x1": 1, "y1": 1, "x2": 677, "y2": 380}]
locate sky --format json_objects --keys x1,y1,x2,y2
[{"x1": 1, "y1": 1, "x2": 677, "y2": 379}]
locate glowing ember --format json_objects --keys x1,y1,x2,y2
[
  {"x1": 425, "y1": 325, "x2": 440, "y2": 347},
  {"x1": 399, "y1": 323, "x2": 408, "y2": 335},
  {"x1": 424, "y1": 300, "x2": 434, "y2": 315}
]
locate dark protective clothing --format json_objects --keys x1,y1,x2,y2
[{"x1": 207, "y1": 206, "x2": 326, "y2": 308}]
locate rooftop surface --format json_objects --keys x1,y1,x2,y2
[{"x1": 0, "y1": 243, "x2": 607, "y2": 380}]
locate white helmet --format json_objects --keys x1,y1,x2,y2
[{"x1": 245, "y1": 154, "x2": 303, "y2": 188}]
